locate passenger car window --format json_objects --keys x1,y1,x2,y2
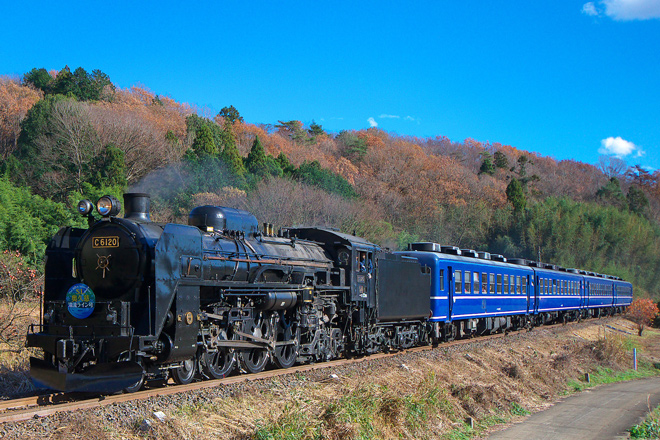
[
  {"x1": 465, "y1": 271, "x2": 471, "y2": 293},
  {"x1": 454, "y1": 271, "x2": 462, "y2": 293},
  {"x1": 489, "y1": 273, "x2": 495, "y2": 294},
  {"x1": 439, "y1": 269, "x2": 444, "y2": 291}
]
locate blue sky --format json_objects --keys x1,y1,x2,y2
[{"x1": 1, "y1": 1, "x2": 658, "y2": 169}]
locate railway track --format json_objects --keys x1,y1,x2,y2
[{"x1": 0, "y1": 318, "x2": 615, "y2": 425}]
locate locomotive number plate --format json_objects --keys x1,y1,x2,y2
[{"x1": 92, "y1": 236, "x2": 120, "y2": 248}]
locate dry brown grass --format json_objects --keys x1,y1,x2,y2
[
  {"x1": 152, "y1": 324, "x2": 639, "y2": 440},
  {"x1": 0, "y1": 296, "x2": 40, "y2": 398}
]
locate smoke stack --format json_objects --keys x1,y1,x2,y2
[{"x1": 123, "y1": 193, "x2": 151, "y2": 222}]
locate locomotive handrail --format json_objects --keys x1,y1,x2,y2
[
  {"x1": 204, "y1": 248, "x2": 331, "y2": 265},
  {"x1": 27, "y1": 323, "x2": 135, "y2": 333},
  {"x1": 204, "y1": 255, "x2": 332, "y2": 269}
]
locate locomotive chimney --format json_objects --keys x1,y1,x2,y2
[{"x1": 123, "y1": 193, "x2": 151, "y2": 222}]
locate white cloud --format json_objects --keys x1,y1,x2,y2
[
  {"x1": 367, "y1": 117, "x2": 378, "y2": 127},
  {"x1": 582, "y1": 2, "x2": 599, "y2": 15},
  {"x1": 598, "y1": 136, "x2": 645, "y2": 158},
  {"x1": 582, "y1": 0, "x2": 660, "y2": 20},
  {"x1": 604, "y1": 0, "x2": 660, "y2": 20},
  {"x1": 379, "y1": 114, "x2": 400, "y2": 119},
  {"x1": 404, "y1": 116, "x2": 415, "y2": 121}
]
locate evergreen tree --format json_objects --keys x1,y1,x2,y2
[
  {"x1": 73, "y1": 67, "x2": 93, "y2": 100},
  {"x1": 22, "y1": 68, "x2": 53, "y2": 91},
  {"x1": 479, "y1": 152, "x2": 495, "y2": 175},
  {"x1": 627, "y1": 185, "x2": 649, "y2": 216},
  {"x1": 515, "y1": 155, "x2": 529, "y2": 177},
  {"x1": 308, "y1": 120, "x2": 325, "y2": 139},
  {"x1": 22, "y1": 66, "x2": 112, "y2": 101},
  {"x1": 596, "y1": 177, "x2": 626, "y2": 208},
  {"x1": 92, "y1": 144, "x2": 127, "y2": 188},
  {"x1": 494, "y1": 151, "x2": 509, "y2": 169},
  {"x1": 219, "y1": 119, "x2": 246, "y2": 177},
  {"x1": 89, "y1": 69, "x2": 113, "y2": 100},
  {"x1": 276, "y1": 152, "x2": 295, "y2": 175},
  {"x1": 336, "y1": 130, "x2": 368, "y2": 161},
  {"x1": 218, "y1": 105, "x2": 243, "y2": 124},
  {"x1": 510, "y1": 154, "x2": 539, "y2": 192},
  {"x1": 275, "y1": 120, "x2": 308, "y2": 144},
  {"x1": 13, "y1": 95, "x2": 67, "y2": 192},
  {"x1": 264, "y1": 156, "x2": 284, "y2": 177},
  {"x1": 245, "y1": 136, "x2": 269, "y2": 176},
  {"x1": 506, "y1": 178, "x2": 526, "y2": 212},
  {"x1": 293, "y1": 160, "x2": 357, "y2": 198},
  {"x1": 191, "y1": 125, "x2": 217, "y2": 156},
  {"x1": 50, "y1": 66, "x2": 79, "y2": 97}
]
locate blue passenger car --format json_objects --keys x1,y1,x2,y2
[
  {"x1": 398, "y1": 242, "x2": 633, "y2": 341},
  {"x1": 585, "y1": 273, "x2": 614, "y2": 314},
  {"x1": 613, "y1": 278, "x2": 633, "y2": 310},
  {"x1": 532, "y1": 265, "x2": 584, "y2": 323},
  {"x1": 397, "y1": 244, "x2": 533, "y2": 339}
]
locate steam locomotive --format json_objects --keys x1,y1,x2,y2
[
  {"x1": 27, "y1": 193, "x2": 632, "y2": 393},
  {"x1": 27, "y1": 193, "x2": 431, "y2": 393}
]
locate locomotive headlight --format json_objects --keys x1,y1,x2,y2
[
  {"x1": 77, "y1": 199, "x2": 94, "y2": 216},
  {"x1": 96, "y1": 195, "x2": 121, "y2": 217}
]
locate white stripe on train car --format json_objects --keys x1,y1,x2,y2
[
  {"x1": 453, "y1": 295, "x2": 527, "y2": 300},
  {"x1": 452, "y1": 310, "x2": 528, "y2": 318}
]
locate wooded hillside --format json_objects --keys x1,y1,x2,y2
[{"x1": 1, "y1": 67, "x2": 659, "y2": 298}]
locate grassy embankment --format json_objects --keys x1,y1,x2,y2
[
  {"x1": 1, "y1": 316, "x2": 659, "y2": 440},
  {"x1": 138, "y1": 319, "x2": 660, "y2": 440}
]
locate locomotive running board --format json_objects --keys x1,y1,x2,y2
[{"x1": 30, "y1": 357, "x2": 144, "y2": 393}]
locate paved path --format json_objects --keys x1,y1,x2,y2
[{"x1": 487, "y1": 377, "x2": 660, "y2": 440}]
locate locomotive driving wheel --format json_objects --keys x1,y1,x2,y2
[
  {"x1": 202, "y1": 328, "x2": 236, "y2": 379},
  {"x1": 273, "y1": 315, "x2": 299, "y2": 369},
  {"x1": 238, "y1": 313, "x2": 271, "y2": 374},
  {"x1": 202, "y1": 348, "x2": 235, "y2": 379},
  {"x1": 172, "y1": 358, "x2": 196, "y2": 385}
]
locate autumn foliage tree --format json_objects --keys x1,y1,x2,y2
[
  {"x1": 0, "y1": 77, "x2": 41, "y2": 159},
  {"x1": 627, "y1": 298, "x2": 659, "y2": 336}
]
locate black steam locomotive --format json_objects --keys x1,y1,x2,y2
[{"x1": 27, "y1": 193, "x2": 431, "y2": 392}]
